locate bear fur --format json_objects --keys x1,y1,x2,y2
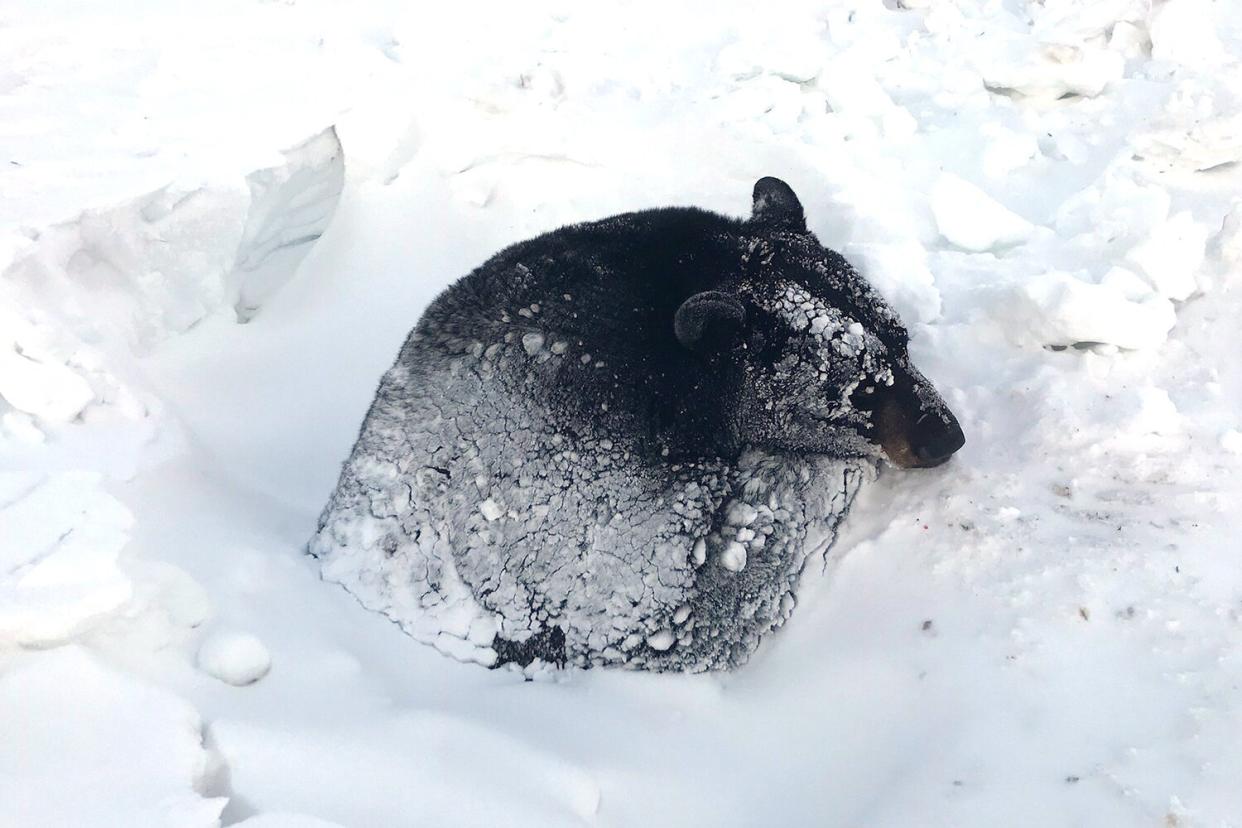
[{"x1": 309, "y1": 177, "x2": 963, "y2": 671}]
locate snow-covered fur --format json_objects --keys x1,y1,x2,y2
[{"x1": 310, "y1": 178, "x2": 963, "y2": 671}]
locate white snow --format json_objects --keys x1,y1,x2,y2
[
  {"x1": 1125, "y1": 210, "x2": 1210, "y2": 301},
  {"x1": 197, "y1": 631, "x2": 273, "y2": 687},
  {"x1": 0, "y1": 473, "x2": 134, "y2": 646},
  {"x1": 3, "y1": 0, "x2": 1242, "y2": 825},
  {"x1": 0, "y1": 646, "x2": 224, "y2": 827},
  {"x1": 929, "y1": 173, "x2": 1034, "y2": 253}
]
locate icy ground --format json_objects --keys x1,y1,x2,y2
[{"x1": 3, "y1": 0, "x2": 1242, "y2": 825}]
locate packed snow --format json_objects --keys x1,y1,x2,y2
[{"x1": 3, "y1": 0, "x2": 1242, "y2": 825}]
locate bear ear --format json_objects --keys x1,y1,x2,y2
[
  {"x1": 751, "y1": 176, "x2": 806, "y2": 231},
  {"x1": 674, "y1": 291, "x2": 747, "y2": 354}
]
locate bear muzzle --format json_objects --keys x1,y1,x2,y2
[{"x1": 872, "y1": 395, "x2": 966, "y2": 469}]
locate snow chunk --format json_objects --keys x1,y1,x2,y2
[
  {"x1": 479, "y1": 498, "x2": 504, "y2": 521},
  {"x1": 197, "y1": 631, "x2": 273, "y2": 686},
  {"x1": 521, "y1": 332, "x2": 545, "y2": 355},
  {"x1": 1012, "y1": 269, "x2": 1176, "y2": 350},
  {"x1": 0, "y1": 646, "x2": 224, "y2": 826},
  {"x1": 726, "y1": 502, "x2": 758, "y2": 527},
  {"x1": 720, "y1": 541, "x2": 748, "y2": 572},
  {"x1": 646, "y1": 630, "x2": 675, "y2": 651},
  {"x1": 930, "y1": 174, "x2": 1033, "y2": 252},
  {"x1": 1126, "y1": 211, "x2": 1209, "y2": 301},
  {"x1": 976, "y1": 38, "x2": 1123, "y2": 100},
  {"x1": 691, "y1": 537, "x2": 707, "y2": 566}
]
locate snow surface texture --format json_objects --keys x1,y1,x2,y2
[{"x1": 4, "y1": 0, "x2": 1242, "y2": 825}]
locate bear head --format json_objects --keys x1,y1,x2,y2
[{"x1": 673, "y1": 177, "x2": 964, "y2": 469}]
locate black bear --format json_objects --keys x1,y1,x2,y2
[{"x1": 310, "y1": 177, "x2": 964, "y2": 671}]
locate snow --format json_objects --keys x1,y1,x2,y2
[
  {"x1": 929, "y1": 173, "x2": 1034, "y2": 253},
  {"x1": 0, "y1": 473, "x2": 134, "y2": 646},
  {"x1": 197, "y1": 631, "x2": 273, "y2": 687},
  {"x1": 0, "y1": 646, "x2": 225, "y2": 827},
  {"x1": 3, "y1": 0, "x2": 1242, "y2": 825}
]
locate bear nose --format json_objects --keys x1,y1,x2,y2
[{"x1": 910, "y1": 413, "x2": 965, "y2": 467}]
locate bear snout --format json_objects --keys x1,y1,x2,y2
[
  {"x1": 873, "y1": 396, "x2": 965, "y2": 469},
  {"x1": 909, "y1": 411, "x2": 965, "y2": 467}
]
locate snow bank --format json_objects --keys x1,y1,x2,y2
[{"x1": 2, "y1": 127, "x2": 343, "y2": 350}]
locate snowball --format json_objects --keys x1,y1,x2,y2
[
  {"x1": 930, "y1": 173, "x2": 1033, "y2": 253},
  {"x1": 720, "y1": 541, "x2": 748, "y2": 572},
  {"x1": 673, "y1": 604, "x2": 691, "y2": 625},
  {"x1": 1125, "y1": 211, "x2": 1208, "y2": 301},
  {"x1": 197, "y1": 631, "x2": 272, "y2": 686}
]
